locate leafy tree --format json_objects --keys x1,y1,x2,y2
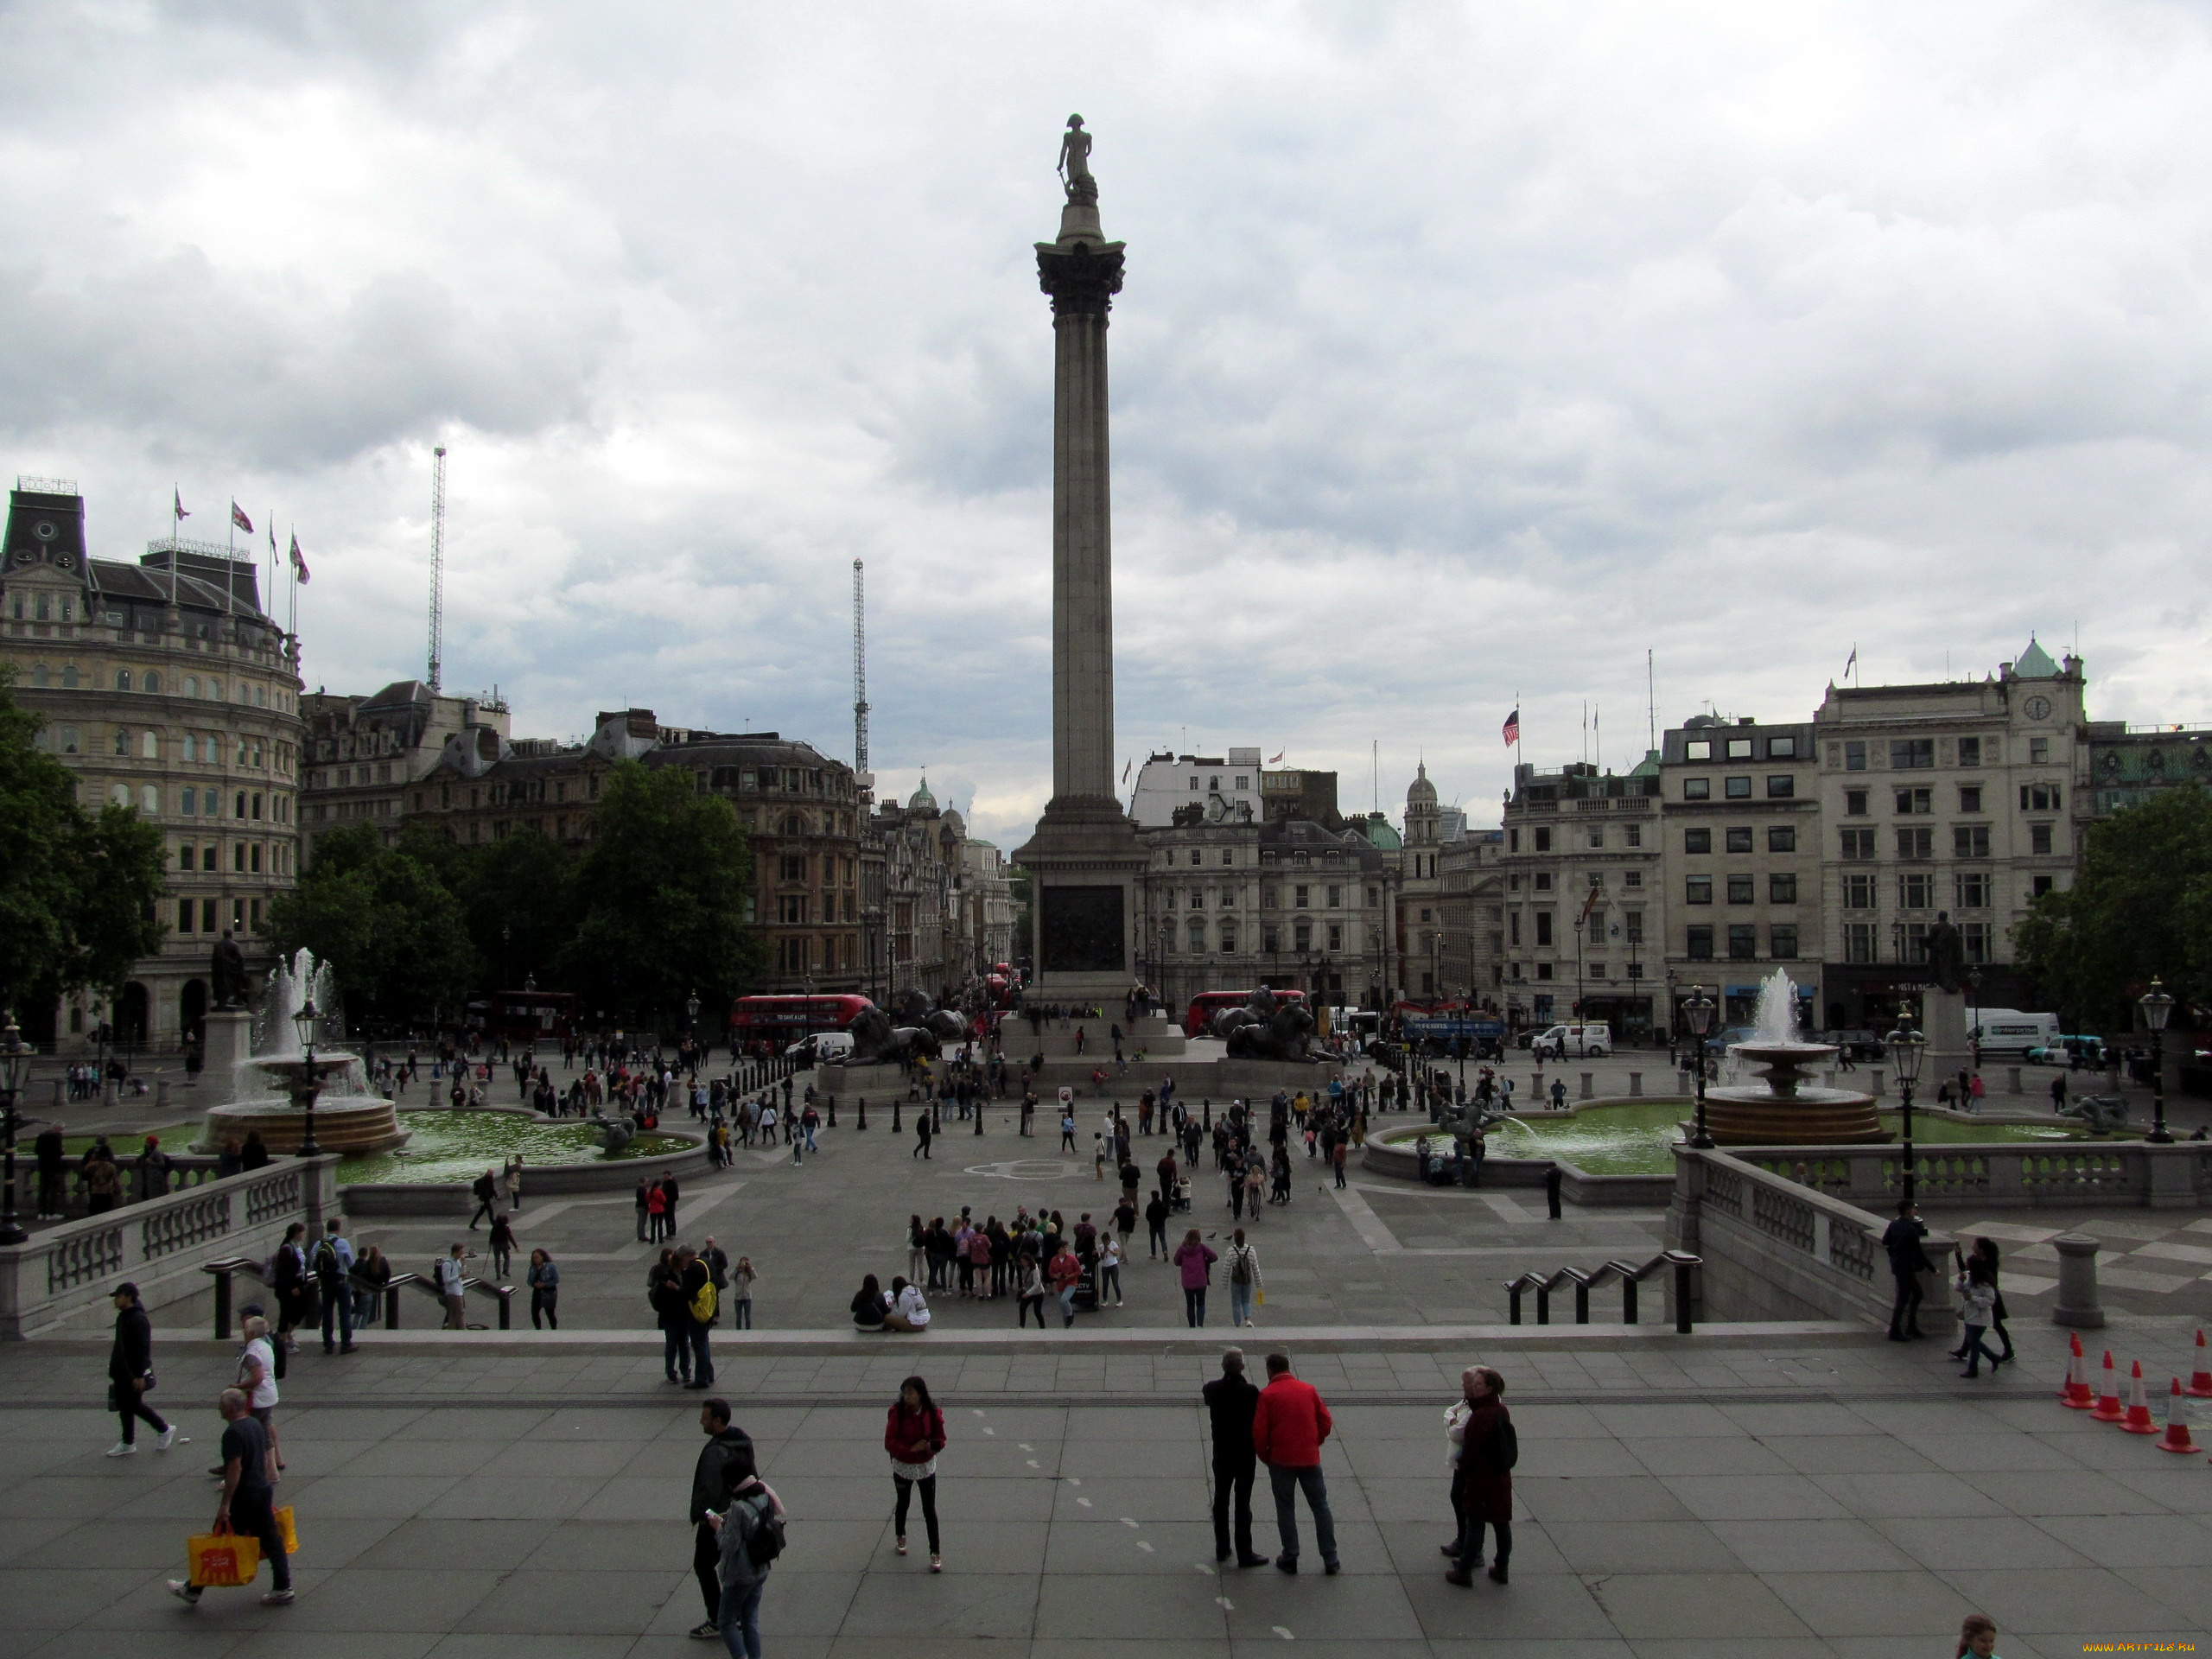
[
  {"x1": 560, "y1": 760, "x2": 764, "y2": 1027},
  {"x1": 448, "y1": 825, "x2": 579, "y2": 989},
  {"x1": 0, "y1": 668, "x2": 166, "y2": 1015},
  {"x1": 267, "y1": 822, "x2": 477, "y2": 1025},
  {"x1": 2013, "y1": 785, "x2": 2212, "y2": 1031}
]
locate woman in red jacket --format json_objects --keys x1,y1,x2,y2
[{"x1": 883, "y1": 1374, "x2": 947, "y2": 1572}]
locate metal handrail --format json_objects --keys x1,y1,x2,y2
[{"x1": 1504, "y1": 1251, "x2": 1701, "y2": 1333}]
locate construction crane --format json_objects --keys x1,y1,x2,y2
[
  {"x1": 426, "y1": 445, "x2": 448, "y2": 693},
  {"x1": 852, "y1": 559, "x2": 872, "y2": 791}
]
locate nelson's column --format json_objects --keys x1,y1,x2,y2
[{"x1": 1014, "y1": 115, "x2": 1149, "y2": 999}]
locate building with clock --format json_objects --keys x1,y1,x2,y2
[{"x1": 1, "y1": 478, "x2": 303, "y2": 1054}]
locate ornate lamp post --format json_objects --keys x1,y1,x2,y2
[
  {"x1": 292, "y1": 996, "x2": 323, "y2": 1157},
  {"x1": 0, "y1": 1014, "x2": 29, "y2": 1245},
  {"x1": 1885, "y1": 1021, "x2": 1927, "y2": 1204},
  {"x1": 2139, "y1": 977, "x2": 2175, "y2": 1144},
  {"x1": 1683, "y1": 985, "x2": 1716, "y2": 1149}
]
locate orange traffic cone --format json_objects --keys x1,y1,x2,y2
[
  {"x1": 2121, "y1": 1362, "x2": 2158, "y2": 1434},
  {"x1": 2090, "y1": 1351, "x2": 2126, "y2": 1421},
  {"x1": 2157, "y1": 1378, "x2": 2199, "y2": 1453},
  {"x1": 2188, "y1": 1331, "x2": 2212, "y2": 1400},
  {"x1": 2061, "y1": 1332, "x2": 2094, "y2": 1409}
]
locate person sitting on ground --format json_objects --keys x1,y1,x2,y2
[
  {"x1": 851, "y1": 1274, "x2": 888, "y2": 1332},
  {"x1": 880, "y1": 1274, "x2": 931, "y2": 1333}
]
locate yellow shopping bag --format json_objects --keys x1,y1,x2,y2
[
  {"x1": 1255, "y1": 1290, "x2": 1264, "y2": 1306},
  {"x1": 187, "y1": 1529, "x2": 260, "y2": 1588},
  {"x1": 275, "y1": 1505, "x2": 298, "y2": 1554}
]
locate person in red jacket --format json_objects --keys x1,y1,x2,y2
[
  {"x1": 883, "y1": 1375, "x2": 947, "y2": 1572},
  {"x1": 1250, "y1": 1352, "x2": 1338, "y2": 1574}
]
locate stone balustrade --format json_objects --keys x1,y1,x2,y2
[{"x1": 1722, "y1": 1140, "x2": 2211, "y2": 1211}]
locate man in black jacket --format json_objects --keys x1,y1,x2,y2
[
  {"x1": 34, "y1": 1125, "x2": 65, "y2": 1218},
  {"x1": 106, "y1": 1283, "x2": 182, "y2": 1456},
  {"x1": 1203, "y1": 1346, "x2": 1268, "y2": 1567},
  {"x1": 467, "y1": 1169, "x2": 498, "y2": 1230},
  {"x1": 686, "y1": 1398, "x2": 753, "y2": 1639},
  {"x1": 1882, "y1": 1199, "x2": 1935, "y2": 1340}
]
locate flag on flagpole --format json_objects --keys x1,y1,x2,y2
[
  {"x1": 1268, "y1": 750, "x2": 1285, "y2": 764},
  {"x1": 1121, "y1": 759, "x2": 1131, "y2": 783},
  {"x1": 230, "y1": 502, "x2": 253, "y2": 534},
  {"x1": 1844, "y1": 645, "x2": 1857, "y2": 677},
  {"x1": 1502, "y1": 708, "x2": 1521, "y2": 747},
  {"x1": 173, "y1": 488, "x2": 188, "y2": 522},
  {"x1": 289, "y1": 532, "x2": 311, "y2": 584}
]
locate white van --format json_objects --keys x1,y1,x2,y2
[
  {"x1": 1969, "y1": 1011, "x2": 2058, "y2": 1058},
  {"x1": 1533, "y1": 1023, "x2": 1611, "y2": 1060},
  {"x1": 785, "y1": 1030, "x2": 855, "y2": 1065}
]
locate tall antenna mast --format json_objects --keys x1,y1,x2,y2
[
  {"x1": 427, "y1": 445, "x2": 448, "y2": 692},
  {"x1": 852, "y1": 559, "x2": 871, "y2": 786}
]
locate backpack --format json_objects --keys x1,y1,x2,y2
[
  {"x1": 742, "y1": 1493, "x2": 787, "y2": 1567},
  {"x1": 311, "y1": 1238, "x2": 342, "y2": 1284},
  {"x1": 1230, "y1": 1250, "x2": 1252, "y2": 1287},
  {"x1": 690, "y1": 1279, "x2": 719, "y2": 1322},
  {"x1": 1491, "y1": 1417, "x2": 1518, "y2": 1471}
]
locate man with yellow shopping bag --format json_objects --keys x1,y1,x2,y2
[{"x1": 168, "y1": 1387, "x2": 295, "y2": 1608}]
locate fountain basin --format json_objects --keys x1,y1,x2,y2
[
  {"x1": 200, "y1": 1096, "x2": 408, "y2": 1155},
  {"x1": 1699, "y1": 1084, "x2": 1891, "y2": 1146}
]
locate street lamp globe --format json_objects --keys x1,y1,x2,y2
[
  {"x1": 686, "y1": 991, "x2": 702, "y2": 1026},
  {"x1": 1885, "y1": 1024, "x2": 1927, "y2": 1086},
  {"x1": 2139, "y1": 978, "x2": 2174, "y2": 1033},
  {"x1": 292, "y1": 997, "x2": 320, "y2": 1054},
  {"x1": 1682, "y1": 986, "x2": 1715, "y2": 1039}
]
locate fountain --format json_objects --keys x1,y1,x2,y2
[
  {"x1": 1701, "y1": 968, "x2": 1890, "y2": 1146},
  {"x1": 196, "y1": 950, "x2": 408, "y2": 1155}
]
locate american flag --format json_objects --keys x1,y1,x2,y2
[{"x1": 1502, "y1": 708, "x2": 1520, "y2": 747}]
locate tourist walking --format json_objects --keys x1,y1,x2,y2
[
  {"x1": 526, "y1": 1250, "x2": 560, "y2": 1330},
  {"x1": 1203, "y1": 1346, "x2": 1267, "y2": 1567},
  {"x1": 636, "y1": 1177, "x2": 652, "y2": 1242},
  {"x1": 707, "y1": 1440, "x2": 785, "y2": 1659},
  {"x1": 884, "y1": 1375, "x2": 946, "y2": 1571},
  {"x1": 688, "y1": 1396, "x2": 755, "y2": 1640},
  {"x1": 1224, "y1": 1229, "x2": 1262, "y2": 1328},
  {"x1": 1443, "y1": 1365, "x2": 1514, "y2": 1586},
  {"x1": 1015, "y1": 1255, "x2": 1048, "y2": 1328},
  {"x1": 468, "y1": 1168, "x2": 499, "y2": 1230},
  {"x1": 269, "y1": 1222, "x2": 308, "y2": 1352},
  {"x1": 487, "y1": 1212, "x2": 517, "y2": 1281},
  {"x1": 228, "y1": 1312, "x2": 283, "y2": 1473},
  {"x1": 1881, "y1": 1199, "x2": 1934, "y2": 1340},
  {"x1": 1173, "y1": 1229, "x2": 1218, "y2": 1327},
  {"x1": 435, "y1": 1243, "x2": 469, "y2": 1332},
  {"x1": 1097, "y1": 1232, "x2": 1124, "y2": 1306},
  {"x1": 1252, "y1": 1352, "x2": 1338, "y2": 1573},
  {"x1": 105, "y1": 1283, "x2": 183, "y2": 1457},
  {"x1": 349, "y1": 1244, "x2": 391, "y2": 1329},
  {"x1": 1954, "y1": 1257, "x2": 2002, "y2": 1379},
  {"x1": 1965, "y1": 1236, "x2": 2013, "y2": 1363},
  {"x1": 311, "y1": 1217, "x2": 356, "y2": 1356},
  {"x1": 168, "y1": 1387, "x2": 292, "y2": 1608}
]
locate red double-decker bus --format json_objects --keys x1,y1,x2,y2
[
  {"x1": 729, "y1": 994, "x2": 874, "y2": 1039},
  {"x1": 1184, "y1": 988, "x2": 1307, "y2": 1039}
]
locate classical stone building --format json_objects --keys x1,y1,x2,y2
[
  {"x1": 1498, "y1": 756, "x2": 1664, "y2": 1038},
  {"x1": 300, "y1": 680, "x2": 509, "y2": 845},
  {"x1": 2084, "y1": 721, "x2": 2212, "y2": 817},
  {"x1": 1438, "y1": 829, "x2": 1507, "y2": 1004},
  {"x1": 1656, "y1": 715, "x2": 1821, "y2": 1031},
  {"x1": 1812, "y1": 641, "x2": 2091, "y2": 1028},
  {"x1": 871, "y1": 779, "x2": 969, "y2": 1000},
  {"x1": 1, "y1": 479, "x2": 303, "y2": 1052}
]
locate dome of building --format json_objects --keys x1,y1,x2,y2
[
  {"x1": 909, "y1": 774, "x2": 937, "y2": 811},
  {"x1": 1357, "y1": 811, "x2": 1404, "y2": 852},
  {"x1": 1406, "y1": 760, "x2": 1438, "y2": 806}
]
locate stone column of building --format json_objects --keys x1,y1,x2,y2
[{"x1": 1014, "y1": 122, "x2": 1149, "y2": 998}]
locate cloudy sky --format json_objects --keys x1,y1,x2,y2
[{"x1": 6, "y1": 2, "x2": 2209, "y2": 843}]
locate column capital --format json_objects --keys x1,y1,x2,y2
[{"x1": 1037, "y1": 241, "x2": 1125, "y2": 318}]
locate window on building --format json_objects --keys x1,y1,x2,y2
[
  {"x1": 1963, "y1": 921, "x2": 1992, "y2": 962},
  {"x1": 1685, "y1": 739, "x2": 1713, "y2": 760},
  {"x1": 1765, "y1": 826, "x2": 1795, "y2": 853},
  {"x1": 1682, "y1": 778, "x2": 1710, "y2": 800},
  {"x1": 1727, "y1": 924, "x2": 1758, "y2": 960},
  {"x1": 1770, "y1": 874, "x2": 1798, "y2": 903},
  {"x1": 1686, "y1": 925, "x2": 1714, "y2": 960},
  {"x1": 1899, "y1": 872, "x2": 1935, "y2": 910},
  {"x1": 1623, "y1": 910, "x2": 1643, "y2": 944},
  {"x1": 1624, "y1": 823, "x2": 1641, "y2": 848},
  {"x1": 1959, "y1": 785, "x2": 1983, "y2": 814},
  {"x1": 1685, "y1": 875, "x2": 1713, "y2": 906},
  {"x1": 2033, "y1": 874, "x2": 2055, "y2": 897},
  {"x1": 1507, "y1": 829, "x2": 1519, "y2": 851},
  {"x1": 1724, "y1": 776, "x2": 1751, "y2": 798},
  {"x1": 1292, "y1": 921, "x2": 1312, "y2": 951},
  {"x1": 1219, "y1": 925, "x2": 1237, "y2": 953},
  {"x1": 1624, "y1": 869, "x2": 1643, "y2": 887},
  {"x1": 1840, "y1": 829, "x2": 1876, "y2": 859},
  {"x1": 2029, "y1": 737, "x2": 2050, "y2": 764},
  {"x1": 1770, "y1": 924, "x2": 1799, "y2": 958},
  {"x1": 1895, "y1": 787, "x2": 1932, "y2": 814},
  {"x1": 1534, "y1": 827, "x2": 1552, "y2": 852},
  {"x1": 1535, "y1": 912, "x2": 1554, "y2": 945},
  {"x1": 1845, "y1": 789, "x2": 1868, "y2": 816},
  {"x1": 1769, "y1": 735, "x2": 1796, "y2": 758},
  {"x1": 1726, "y1": 874, "x2": 1754, "y2": 904},
  {"x1": 1326, "y1": 923, "x2": 1343, "y2": 951},
  {"x1": 1954, "y1": 825, "x2": 1990, "y2": 858},
  {"x1": 1955, "y1": 871, "x2": 1992, "y2": 908},
  {"x1": 1726, "y1": 738, "x2": 1752, "y2": 760},
  {"x1": 1533, "y1": 872, "x2": 1553, "y2": 891},
  {"x1": 1294, "y1": 885, "x2": 1309, "y2": 907},
  {"x1": 2030, "y1": 823, "x2": 2054, "y2": 855},
  {"x1": 1587, "y1": 827, "x2": 1605, "y2": 849},
  {"x1": 1189, "y1": 918, "x2": 1208, "y2": 950},
  {"x1": 1842, "y1": 872, "x2": 1876, "y2": 909},
  {"x1": 1844, "y1": 741, "x2": 1866, "y2": 771},
  {"x1": 58, "y1": 726, "x2": 79, "y2": 754},
  {"x1": 176, "y1": 898, "x2": 194, "y2": 933},
  {"x1": 1222, "y1": 850, "x2": 1235, "y2": 866},
  {"x1": 1326, "y1": 885, "x2": 1342, "y2": 907},
  {"x1": 1509, "y1": 912, "x2": 1521, "y2": 946},
  {"x1": 1959, "y1": 736, "x2": 1981, "y2": 767},
  {"x1": 1191, "y1": 888, "x2": 1206, "y2": 909},
  {"x1": 1684, "y1": 828, "x2": 1712, "y2": 854},
  {"x1": 779, "y1": 894, "x2": 808, "y2": 924},
  {"x1": 779, "y1": 855, "x2": 807, "y2": 881},
  {"x1": 1262, "y1": 927, "x2": 1280, "y2": 952},
  {"x1": 1896, "y1": 827, "x2": 1933, "y2": 859},
  {"x1": 2021, "y1": 783, "x2": 2063, "y2": 811},
  {"x1": 1766, "y1": 775, "x2": 1794, "y2": 798},
  {"x1": 1725, "y1": 827, "x2": 1752, "y2": 854},
  {"x1": 1891, "y1": 739, "x2": 1935, "y2": 769},
  {"x1": 1845, "y1": 921, "x2": 1877, "y2": 963}
]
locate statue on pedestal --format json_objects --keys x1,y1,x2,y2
[
  {"x1": 1057, "y1": 114, "x2": 1093, "y2": 195},
  {"x1": 211, "y1": 930, "x2": 250, "y2": 1010},
  {"x1": 1924, "y1": 912, "x2": 1966, "y2": 995}
]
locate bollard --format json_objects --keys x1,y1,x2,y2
[
  {"x1": 2052, "y1": 1233, "x2": 2106, "y2": 1328},
  {"x1": 1672, "y1": 1254, "x2": 1697, "y2": 1333},
  {"x1": 1628, "y1": 1071, "x2": 1642, "y2": 1096},
  {"x1": 1544, "y1": 1164, "x2": 1563, "y2": 1220},
  {"x1": 2007, "y1": 1067, "x2": 2022, "y2": 1096},
  {"x1": 828, "y1": 1096, "x2": 837, "y2": 1128},
  {"x1": 156, "y1": 1079, "x2": 170, "y2": 1110},
  {"x1": 857, "y1": 1097, "x2": 868, "y2": 1131},
  {"x1": 1580, "y1": 1072, "x2": 1593, "y2": 1101},
  {"x1": 892, "y1": 1100, "x2": 902, "y2": 1134},
  {"x1": 49, "y1": 1078, "x2": 63, "y2": 1109},
  {"x1": 974, "y1": 1102, "x2": 984, "y2": 1135},
  {"x1": 1870, "y1": 1068, "x2": 1885, "y2": 1098}
]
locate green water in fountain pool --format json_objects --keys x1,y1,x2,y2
[
  {"x1": 330, "y1": 1115, "x2": 690, "y2": 1185},
  {"x1": 1397, "y1": 1101, "x2": 2099, "y2": 1176}
]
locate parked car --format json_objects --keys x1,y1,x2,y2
[
  {"x1": 2027, "y1": 1035, "x2": 2107, "y2": 1068},
  {"x1": 1533, "y1": 1023, "x2": 1611, "y2": 1060}
]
